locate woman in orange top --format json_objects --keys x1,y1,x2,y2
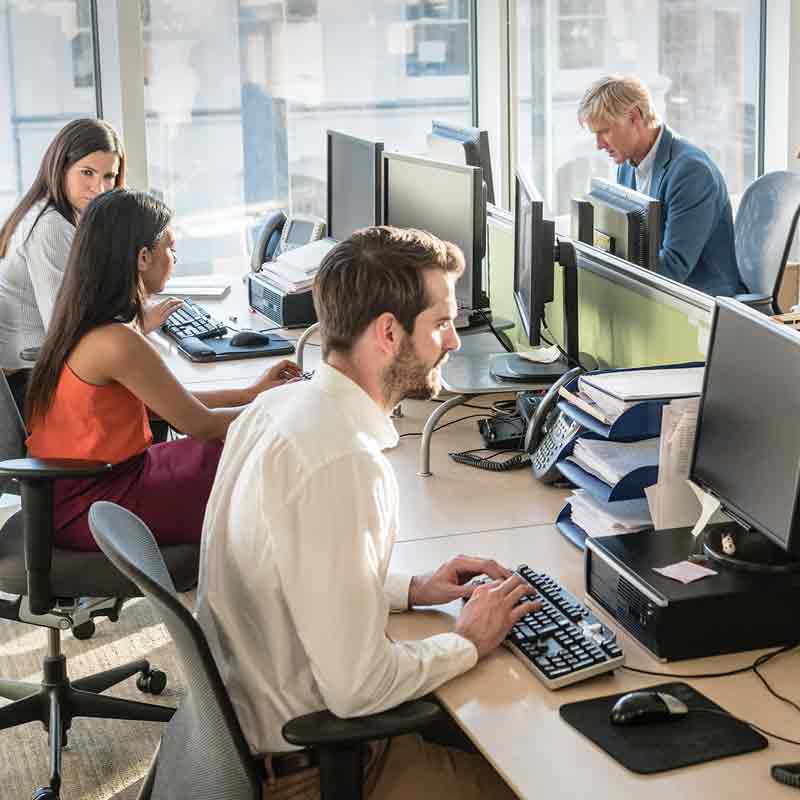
[{"x1": 26, "y1": 189, "x2": 300, "y2": 550}]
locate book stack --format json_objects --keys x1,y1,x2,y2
[{"x1": 552, "y1": 364, "x2": 704, "y2": 549}]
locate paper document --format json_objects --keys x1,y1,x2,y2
[
  {"x1": 568, "y1": 489, "x2": 652, "y2": 538},
  {"x1": 652, "y1": 561, "x2": 718, "y2": 584},
  {"x1": 579, "y1": 366, "x2": 704, "y2": 402},
  {"x1": 275, "y1": 238, "x2": 336, "y2": 273},
  {"x1": 571, "y1": 437, "x2": 659, "y2": 487},
  {"x1": 645, "y1": 398, "x2": 728, "y2": 531},
  {"x1": 558, "y1": 386, "x2": 615, "y2": 425},
  {"x1": 517, "y1": 344, "x2": 561, "y2": 364},
  {"x1": 157, "y1": 274, "x2": 231, "y2": 298}
]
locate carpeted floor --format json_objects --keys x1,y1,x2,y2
[{"x1": 0, "y1": 591, "x2": 191, "y2": 800}]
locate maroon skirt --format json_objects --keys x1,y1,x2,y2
[{"x1": 52, "y1": 437, "x2": 224, "y2": 551}]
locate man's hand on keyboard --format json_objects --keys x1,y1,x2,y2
[
  {"x1": 454, "y1": 574, "x2": 541, "y2": 660},
  {"x1": 408, "y1": 555, "x2": 513, "y2": 607},
  {"x1": 142, "y1": 297, "x2": 184, "y2": 334}
]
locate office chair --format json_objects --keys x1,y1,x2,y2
[
  {"x1": 88, "y1": 501, "x2": 443, "y2": 800},
  {"x1": 0, "y1": 371, "x2": 200, "y2": 800},
  {"x1": 733, "y1": 170, "x2": 800, "y2": 314}
]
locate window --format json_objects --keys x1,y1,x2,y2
[
  {"x1": 558, "y1": 0, "x2": 606, "y2": 70},
  {"x1": 141, "y1": 0, "x2": 474, "y2": 274},
  {"x1": 0, "y1": 1, "x2": 98, "y2": 221},
  {"x1": 515, "y1": 0, "x2": 762, "y2": 215}
]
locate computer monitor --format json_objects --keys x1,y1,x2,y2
[
  {"x1": 326, "y1": 130, "x2": 383, "y2": 242},
  {"x1": 382, "y1": 151, "x2": 488, "y2": 323},
  {"x1": 489, "y1": 169, "x2": 576, "y2": 382},
  {"x1": 427, "y1": 120, "x2": 496, "y2": 205},
  {"x1": 690, "y1": 297, "x2": 800, "y2": 572},
  {"x1": 586, "y1": 177, "x2": 661, "y2": 270}
]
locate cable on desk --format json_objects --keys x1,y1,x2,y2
[
  {"x1": 473, "y1": 309, "x2": 514, "y2": 353},
  {"x1": 540, "y1": 313, "x2": 584, "y2": 370},
  {"x1": 690, "y1": 708, "x2": 800, "y2": 747},
  {"x1": 398, "y1": 413, "x2": 490, "y2": 438}
]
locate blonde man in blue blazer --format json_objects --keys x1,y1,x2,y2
[{"x1": 578, "y1": 74, "x2": 747, "y2": 298}]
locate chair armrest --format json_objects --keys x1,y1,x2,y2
[
  {"x1": 0, "y1": 458, "x2": 112, "y2": 615},
  {"x1": 282, "y1": 700, "x2": 442, "y2": 748},
  {"x1": 734, "y1": 292, "x2": 774, "y2": 313}
]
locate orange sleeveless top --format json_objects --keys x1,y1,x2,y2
[{"x1": 26, "y1": 363, "x2": 152, "y2": 464}]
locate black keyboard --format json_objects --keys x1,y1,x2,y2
[
  {"x1": 503, "y1": 565, "x2": 624, "y2": 689},
  {"x1": 162, "y1": 299, "x2": 227, "y2": 342}
]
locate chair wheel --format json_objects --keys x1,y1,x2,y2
[
  {"x1": 31, "y1": 787, "x2": 58, "y2": 800},
  {"x1": 137, "y1": 668, "x2": 167, "y2": 695},
  {"x1": 72, "y1": 619, "x2": 96, "y2": 640},
  {"x1": 106, "y1": 597, "x2": 124, "y2": 623}
]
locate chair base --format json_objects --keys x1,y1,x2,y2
[{"x1": 0, "y1": 652, "x2": 174, "y2": 798}]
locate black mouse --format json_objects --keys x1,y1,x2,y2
[
  {"x1": 230, "y1": 330, "x2": 271, "y2": 347},
  {"x1": 609, "y1": 691, "x2": 689, "y2": 726}
]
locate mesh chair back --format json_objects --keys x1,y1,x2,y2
[
  {"x1": 0, "y1": 372, "x2": 26, "y2": 494},
  {"x1": 735, "y1": 170, "x2": 800, "y2": 310},
  {"x1": 88, "y1": 502, "x2": 259, "y2": 800}
]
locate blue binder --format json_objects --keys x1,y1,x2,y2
[
  {"x1": 557, "y1": 361, "x2": 704, "y2": 440},
  {"x1": 555, "y1": 458, "x2": 658, "y2": 503}
]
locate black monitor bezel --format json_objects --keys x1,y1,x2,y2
[
  {"x1": 513, "y1": 169, "x2": 554, "y2": 347},
  {"x1": 430, "y1": 120, "x2": 495, "y2": 205},
  {"x1": 382, "y1": 150, "x2": 487, "y2": 311},
  {"x1": 586, "y1": 178, "x2": 661, "y2": 270},
  {"x1": 326, "y1": 129, "x2": 384, "y2": 242},
  {"x1": 690, "y1": 297, "x2": 800, "y2": 555}
]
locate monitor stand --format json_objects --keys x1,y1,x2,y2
[
  {"x1": 702, "y1": 524, "x2": 800, "y2": 574},
  {"x1": 488, "y1": 352, "x2": 570, "y2": 382}
]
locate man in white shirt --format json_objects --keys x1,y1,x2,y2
[{"x1": 197, "y1": 225, "x2": 537, "y2": 799}]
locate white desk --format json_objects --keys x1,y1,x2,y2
[{"x1": 387, "y1": 526, "x2": 799, "y2": 800}]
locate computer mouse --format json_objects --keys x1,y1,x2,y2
[
  {"x1": 609, "y1": 691, "x2": 689, "y2": 726},
  {"x1": 230, "y1": 330, "x2": 271, "y2": 347}
]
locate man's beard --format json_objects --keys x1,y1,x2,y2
[{"x1": 382, "y1": 336, "x2": 447, "y2": 404}]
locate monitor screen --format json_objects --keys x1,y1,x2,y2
[
  {"x1": 383, "y1": 151, "x2": 487, "y2": 315},
  {"x1": 286, "y1": 219, "x2": 314, "y2": 244},
  {"x1": 427, "y1": 120, "x2": 495, "y2": 205},
  {"x1": 690, "y1": 298, "x2": 800, "y2": 555},
  {"x1": 513, "y1": 170, "x2": 554, "y2": 346},
  {"x1": 326, "y1": 130, "x2": 383, "y2": 242},
  {"x1": 586, "y1": 178, "x2": 661, "y2": 270}
]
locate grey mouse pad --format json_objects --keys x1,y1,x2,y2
[{"x1": 559, "y1": 681, "x2": 767, "y2": 774}]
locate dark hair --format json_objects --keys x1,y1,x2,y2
[
  {"x1": 0, "y1": 118, "x2": 126, "y2": 257},
  {"x1": 312, "y1": 225, "x2": 464, "y2": 358},
  {"x1": 26, "y1": 189, "x2": 172, "y2": 424}
]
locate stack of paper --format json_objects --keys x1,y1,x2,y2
[
  {"x1": 260, "y1": 239, "x2": 337, "y2": 294},
  {"x1": 568, "y1": 490, "x2": 652, "y2": 538},
  {"x1": 574, "y1": 366, "x2": 705, "y2": 425},
  {"x1": 569, "y1": 437, "x2": 659, "y2": 487}
]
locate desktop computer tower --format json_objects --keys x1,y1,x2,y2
[
  {"x1": 584, "y1": 527, "x2": 800, "y2": 661},
  {"x1": 248, "y1": 272, "x2": 317, "y2": 328}
]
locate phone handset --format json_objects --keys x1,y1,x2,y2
[
  {"x1": 251, "y1": 209, "x2": 288, "y2": 271},
  {"x1": 525, "y1": 367, "x2": 584, "y2": 484}
]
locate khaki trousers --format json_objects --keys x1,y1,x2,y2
[{"x1": 264, "y1": 733, "x2": 517, "y2": 800}]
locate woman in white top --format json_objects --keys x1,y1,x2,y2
[{"x1": 0, "y1": 118, "x2": 179, "y2": 415}]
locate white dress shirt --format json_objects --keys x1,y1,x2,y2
[
  {"x1": 632, "y1": 125, "x2": 663, "y2": 197},
  {"x1": 196, "y1": 362, "x2": 478, "y2": 754},
  {"x1": 0, "y1": 201, "x2": 74, "y2": 370}
]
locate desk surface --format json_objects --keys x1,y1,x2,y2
[
  {"x1": 387, "y1": 526, "x2": 800, "y2": 799},
  {"x1": 161, "y1": 274, "x2": 798, "y2": 798}
]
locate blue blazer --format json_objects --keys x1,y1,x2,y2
[{"x1": 617, "y1": 125, "x2": 746, "y2": 297}]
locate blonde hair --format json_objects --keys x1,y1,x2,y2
[{"x1": 577, "y1": 74, "x2": 658, "y2": 128}]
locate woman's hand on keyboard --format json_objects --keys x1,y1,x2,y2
[
  {"x1": 248, "y1": 359, "x2": 303, "y2": 397},
  {"x1": 454, "y1": 574, "x2": 541, "y2": 660},
  {"x1": 141, "y1": 297, "x2": 184, "y2": 334}
]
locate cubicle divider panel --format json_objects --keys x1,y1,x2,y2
[{"x1": 486, "y1": 215, "x2": 709, "y2": 369}]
